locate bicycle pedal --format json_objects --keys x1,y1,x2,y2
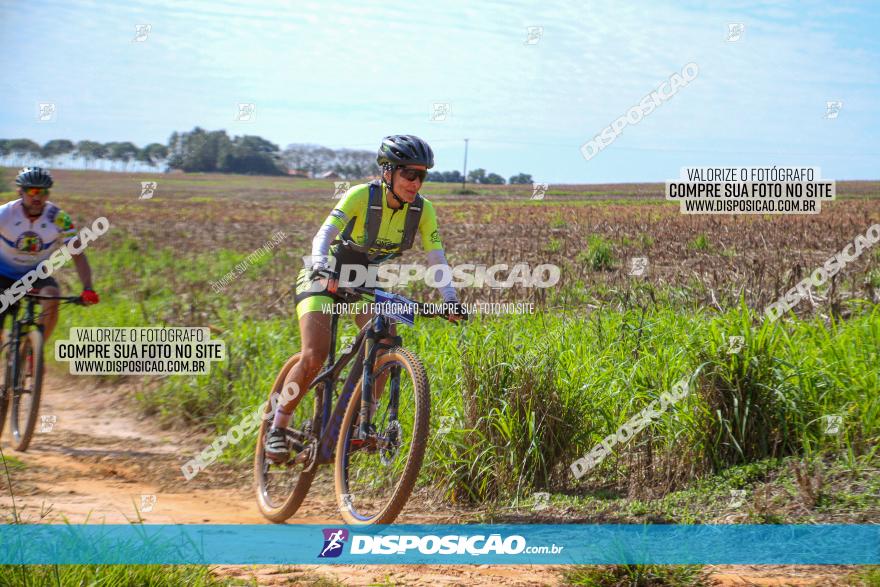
[{"x1": 281, "y1": 429, "x2": 305, "y2": 453}]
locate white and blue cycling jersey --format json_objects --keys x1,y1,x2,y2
[{"x1": 0, "y1": 199, "x2": 77, "y2": 280}]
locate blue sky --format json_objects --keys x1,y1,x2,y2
[{"x1": 1, "y1": 0, "x2": 878, "y2": 183}]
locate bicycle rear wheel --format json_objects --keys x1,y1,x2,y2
[
  {"x1": 334, "y1": 347, "x2": 429, "y2": 525},
  {"x1": 254, "y1": 352, "x2": 319, "y2": 523},
  {"x1": 10, "y1": 329, "x2": 44, "y2": 452}
]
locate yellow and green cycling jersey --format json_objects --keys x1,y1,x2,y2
[
  {"x1": 327, "y1": 181, "x2": 443, "y2": 258},
  {"x1": 294, "y1": 182, "x2": 449, "y2": 318}
]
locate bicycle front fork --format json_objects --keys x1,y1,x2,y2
[
  {"x1": 359, "y1": 331, "x2": 377, "y2": 438},
  {"x1": 358, "y1": 316, "x2": 402, "y2": 437}
]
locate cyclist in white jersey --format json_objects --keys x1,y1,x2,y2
[{"x1": 0, "y1": 167, "x2": 100, "y2": 341}]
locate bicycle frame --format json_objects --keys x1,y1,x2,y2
[
  {"x1": 256, "y1": 272, "x2": 458, "y2": 524},
  {"x1": 297, "y1": 310, "x2": 399, "y2": 467},
  {"x1": 2, "y1": 293, "x2": 82, "y2": 398},
  {"x1": 1, "y1": 297, "x2": 43, "y2": 399},
  {"x1": 280, "y1": 279, "x2": 451, "y2": 472}
]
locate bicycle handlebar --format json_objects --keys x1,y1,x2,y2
[
  {"x1": 310, "y1": 241, "x2": 468, "y2": 322},
  {"x1": 22, "y1": 293, "x2": 86, "y2": 305},
  {"x1": 323, "y1": 280, "x2": 465, "y2": 322},
  {"x1": 353, "y1": 285, "x2": 467, "y2": 321}
]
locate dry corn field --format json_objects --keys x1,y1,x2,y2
[{"x1": 28, "y1": 169, "x2": 880, "y2": 323}]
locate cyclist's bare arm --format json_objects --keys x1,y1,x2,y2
[{"x1": 71, "y1": 250, "x2": 93, "y2": 290}]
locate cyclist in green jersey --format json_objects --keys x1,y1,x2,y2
[{"x1": 265, "y1": 135, "x2": 466, "y2": 462}]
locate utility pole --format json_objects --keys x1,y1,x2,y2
[{"x1": 461, "y1": 138, "x2": 469, "y2": 191}]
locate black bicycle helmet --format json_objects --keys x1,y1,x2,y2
[
  {"x1": 15, "y1": 167, "x2": 54, "y2": 189},
  {"x1": 376, "y1": 135, "x2": 434, "y2": 169}
]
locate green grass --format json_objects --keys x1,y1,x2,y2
[
  {"x1": 689, "y1": 234, "x2": 710, "y2": 251},
  {"x1": 529, "y1": 451, "x2": 877, "y2": 525},
  {"x1": 551, "y1": 214, "x2": 568, "y2": 229},
  {"x1": 563, "y1": 565, "x2": 707, "y2": 586},
  {"x1": 845, "y1": 567, "x2": 880, "y2": 586},
  {"x1": 441, "y1": 303, "x2": 877, "y2": 501},
  {"x1": 544, "y1": 238, "x2": 563, "y2": 253},
  {"x1": 58, "y1": 265, "x2": 879, "y2": 503},
  {"x1": 0, "y1": 565, "x2": 233, "y2": 586},
  {"x1": 0, "y1": 452, "x2": 26, "y2": 472},
  {"x1": 577, "y1": 235, "x2": 615, "y2": 271},
  {"x1": 431, "y1": 331, "x2": 581, "y2": 502}
]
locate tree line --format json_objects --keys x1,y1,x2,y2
[
  {"x1": 0, "y1": 138, "x2": 168, "y2": 171},
  {"x1": 1, "y1": 129, "x2": 532, "y2": 182},
  {"x1": 427, "y1": 170, "x2": 533, "y2": 185}
]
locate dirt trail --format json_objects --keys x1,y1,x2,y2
[
  {"x1": 1, "y1": 372, "x2": 262, "y2": 524},
  {"x1": 0, "y1": 373, "x2": 853, "y2": 586}
]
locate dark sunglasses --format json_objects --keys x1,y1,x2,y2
[
  {"x1": 397, "y1": 167, "x2": 427, "y2": 183},
  {"x1": 24, "y1": 187, "x2": 50, "y2": 196}
]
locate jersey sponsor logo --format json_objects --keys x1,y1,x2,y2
[
  {"x1": 54, "y1": 211, "x2": 75, "y2": 232},
  {"x1": 374, "y1": 237, "x2": 401, "y2": 250},
  {"x1": 15, "y1": 232, "x2": 43, "y2": 254},
  {"x1": 330, "y1": 209, "x2": 347, "y2": 222},
  {"x1": 430, "y1": 229, "x2": 440, "y2": 243}
]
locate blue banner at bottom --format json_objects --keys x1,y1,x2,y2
[{"x1": 0, "y1": 524, "x2": 876, "y2": 565}]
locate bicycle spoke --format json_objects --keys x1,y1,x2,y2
[
  {"x1": 340, "y1": 359, "x2": 417, "y2": 520},
  {"x1": 260, "y1": 459, "x2": 303, "y2": 508}
]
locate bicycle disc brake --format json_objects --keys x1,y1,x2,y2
[{"x1": 379, "y1": 420, "x2": 402, "y2": 465}]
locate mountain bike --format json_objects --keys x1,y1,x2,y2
[
  {"x1": 254, "y1": 284, "x2": 462, "y2": 525},
  {"x1": 0, "y1": 293, "x2": 84, "y2": 451}
]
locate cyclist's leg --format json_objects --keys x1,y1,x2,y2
[
  {"x1": 272, "y1": 268, "x2": 335, "y2": 429},
  {"x1": 34, "y1": 277, "x2": 61, "y2": 340},
  {"x1": 273, "y1": 309, "x2": 332, "y2": 429}
]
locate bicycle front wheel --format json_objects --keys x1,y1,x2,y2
[
  {"x1": 10, "y1": 329, "x2": 44, "y2": 452},
  {"x1": 334, "y1": 347, "x2": 429, "y2": 525}
]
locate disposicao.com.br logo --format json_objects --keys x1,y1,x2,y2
[
  {"x1": 318, "y1": 528, "x2": 349, "y2": 558},
  {"x1": 319, "y1": 529, "x2": 564, "y2": 557}
]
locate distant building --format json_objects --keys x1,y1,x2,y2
[
  {"x1": 287, "y1": 169, "x2": 311, "y2": 178},
  {"x1": 318, "y1": 170, "x2": 340, "y2": 180}
]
